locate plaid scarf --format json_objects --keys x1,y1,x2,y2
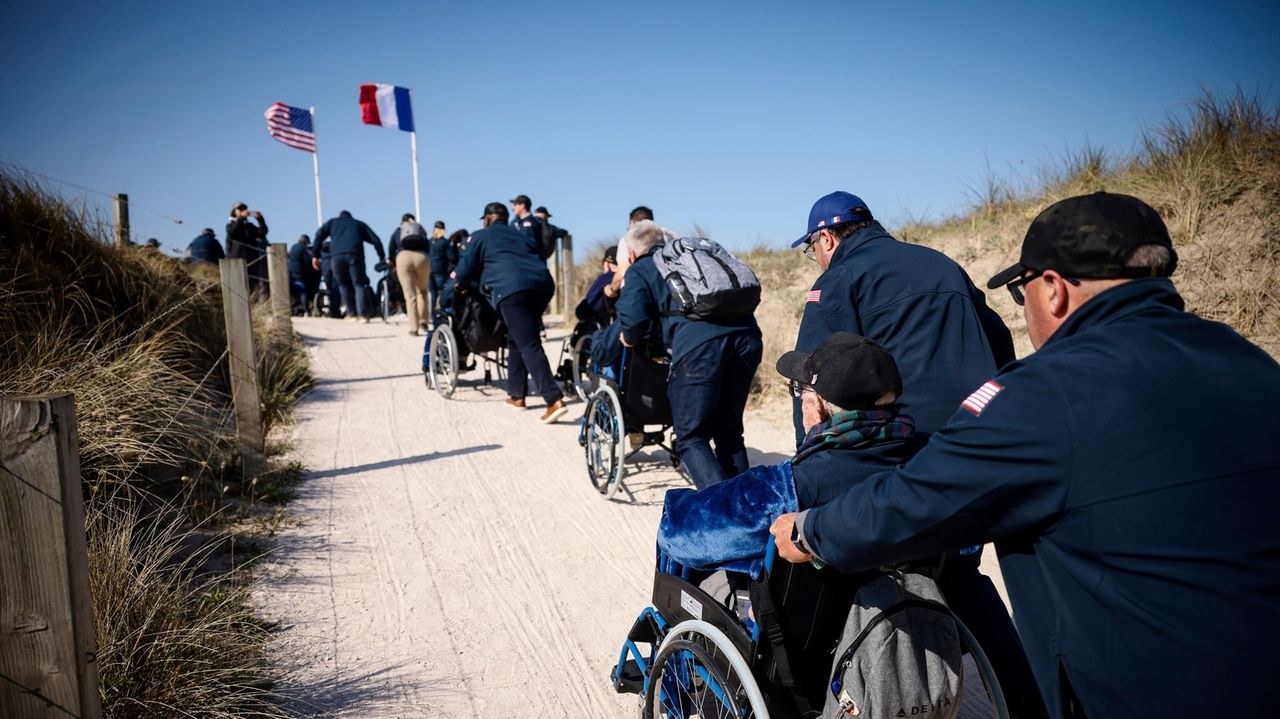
[{"x1": 792, "y1": 408, "x2": 916, "y2": 465}]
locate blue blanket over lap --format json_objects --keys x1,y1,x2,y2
[{"x1": 657, "y1": 461, "x2": 798, "y2": 576}]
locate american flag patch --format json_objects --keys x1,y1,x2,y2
[
  {"x1": 807, "y1": 289, "x2": 821, "y2": 303},
  {"x1": 961, "y1": 381, "x2": 1003, "y2": 415}
]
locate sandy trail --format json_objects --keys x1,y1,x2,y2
[
  {"x1": 259, "y1": 314, "x2": 1007, "y2": 717},
  {"x1": 259, "y1": 315, "x2": 794, "y2": 717}
]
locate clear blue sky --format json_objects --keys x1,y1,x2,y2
[{"x1": 2, "y1": 1, "x2": 1277, "y2": 260}]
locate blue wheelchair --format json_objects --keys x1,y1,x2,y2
[
  {"x1": 612, "y1": 544, "x2": 1011, "y2": 718},
  {"x1": 578, "y1": 345, "x2": 680, "y2": 500}
]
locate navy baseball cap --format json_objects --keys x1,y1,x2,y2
[
  {"x1": 792, "y1": 191, "x2": 873, "y2": 247},
  {"x1": 987, "y1": 192, "x2": 1177, "y2": 289}
]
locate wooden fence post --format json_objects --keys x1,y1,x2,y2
[
  {"x1": 218, "y1": 259, "x2": 265, "y2": 478},
  {"x1": 561, "y1": 233, "x2": 575, "y2": 321},
  {"x1": 112, "y1": 194, "x2": 129, "y2": 249},
  {"x1": 265, "y1": 244, "x2": 292, "y2": 341},
  {"x1": 1, "y1": 394, "x2": 103, "y2": 719}
]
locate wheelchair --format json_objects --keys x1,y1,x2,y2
[
  {"x1": 554, "y1": 318, "x2": 601, "y2": 402},
  {"x1": 423, "y1": 291, "x2": 508, "y2": 399},
  {"x1": 579, "y1": 345, "x2": 680, "y2": 500},
  {"x1": 612, "y1": 545, "x2": 1011, "y2": 719}
]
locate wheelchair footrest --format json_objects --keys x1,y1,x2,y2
[{"x1": 611, "y1": 659, "x2": 644, "y2": 695}]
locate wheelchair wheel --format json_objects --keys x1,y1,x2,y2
[
  {"x1": 645, "y1": 620, "x2": 767, "y2": 719},
  {"x1": 377, "y1": 277, "x2": 392, "y2": 322},
  {"x1": 570, "y1": 334, "x2": 594, "y2": 402},
  {"x1": 313, "y1": 289, "x2": 330, "y2": 317},
  {"x1": 430, "y1": 325, "x2": 458, "y2": 399},
  {"x1": 584, "y1": 383, "x2": 625, "y2": 498}
]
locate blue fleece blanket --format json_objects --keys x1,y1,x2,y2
[{"x1": 657, "y1": 461, "x2": 798, "y2": 576}]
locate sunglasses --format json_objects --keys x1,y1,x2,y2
[
  {"x1": 1005, "y1": 271, "x2": 1042, "y2": 306},
  {"x1": 787, "y1": 379, "x2": 812, "y2": 398},
  {"x1": 1005, "y1": 270, "x2": 1081, "y2": 306}
]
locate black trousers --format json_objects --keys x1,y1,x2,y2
[{"x1": 499, "y1": 289, "x2": 562, "y2": 405}]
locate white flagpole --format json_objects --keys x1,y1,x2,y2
[
  {"x1": 409, "y1": 88, "x2": 421, "y2": 220},
  {"x1": 310, "y1": 106, "x2": 323, "y2": 226}
]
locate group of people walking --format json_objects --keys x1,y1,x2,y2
[
  {"x1": 187, "y1": 203, "x2": 486, "y2": 326},
  {"x1": 187, "y1": 185, "x2": 1279, "y2": 716}
]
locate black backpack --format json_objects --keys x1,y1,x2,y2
[{"x1": 458, "y1": 293, "x2": 506, "y2": 353}]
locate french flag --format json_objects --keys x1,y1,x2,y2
[{"x1": 359, "y1": 83, "x2": 414, "y2": 132}]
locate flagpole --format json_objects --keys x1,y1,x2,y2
[
  {"x1": 409, "y1": 89, "x2": 421, "y2": 220},
  {"x1": 310, "y1": 106, "x2": 324, "y2": 226}
]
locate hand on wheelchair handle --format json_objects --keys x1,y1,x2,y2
[{"x1": 770, "y1": 513, "x2": 813, "y2": 564}]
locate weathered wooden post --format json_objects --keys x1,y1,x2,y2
[
  {"x1": 265, "y1": 243, "x2": 292, "y2": 341},
  {"x1": 218, "y1": 259, "x2": 265, "y2": 478},
  {"x1": 548, "y1": 242, "x2": 561, "y2": 322},
  {"x1": 1, "y1": 394, "x2": 103, "y2": 719},
  {"x1": 561, "y1": 233, "x2": 575, "y2": 321},
  {"x1": 112, "y1": 193, "x2": 129, "y2": 249}
]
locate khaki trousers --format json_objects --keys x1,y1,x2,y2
[{"x1": 395, "y1": 249, "x2": 432, "y2": 329}]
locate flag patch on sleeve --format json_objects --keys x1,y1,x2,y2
[
  {"x1": 807, "y1": 289, "x2": 821, "y2": 303},
  {"x1": 961, "y1": 381, "x2": 1003, "y2": 415}
]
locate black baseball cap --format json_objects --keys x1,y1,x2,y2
[
  {"x1": 535, "y1": 205, "x2": 551, "y2": 217},
  {"x1": 988, "y1": 192, "x2": 1177, "y2": 289},
  {"x1": 776, "y1": 332, "x2": 902, "y2": 410},
  {"x1": 603, "y1": 245, "x2": 618, "y2": 264},
  {"x1": 434, "y1": 220, "x2": 445, "y2": 229},
  {"x1": 480, "y1": 201, "x2": 507, "y2": 219},
  {"x1": 510, "y1": 194, "x2": 532, "y2": 207}
]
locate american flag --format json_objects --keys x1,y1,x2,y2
[{"x1": 264, "y1": 102, "x2": 316, "y2": 153}]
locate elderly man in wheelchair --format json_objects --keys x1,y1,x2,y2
[{"x1": 612, "y1": 333, "x2": 1044, "y2": 718}]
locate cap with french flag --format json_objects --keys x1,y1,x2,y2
[{"x1": 359, "y1": 84, "x2": 414, "y2": 132}]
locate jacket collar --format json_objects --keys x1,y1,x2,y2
[
  {"x1": 829, "y1": 222, "x2": 894, "y2": 265},
  {"x1": 1043, "y1": 278, "x2": 1184, "y2": 348}
]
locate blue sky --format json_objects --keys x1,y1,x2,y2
[{"x1": 2, "y1": 1, "x2": 1277, "y2": 261}]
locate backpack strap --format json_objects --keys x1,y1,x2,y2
[
  {"x1": 749, "y1": 579, "x2": 797, "y2": 689},
  {"x1": 828, "y1": 597, "x2": 953, "y2": 698}
]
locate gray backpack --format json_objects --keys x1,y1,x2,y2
[
  {"x1": 825, "y1": 568, "x2": 963, "y2": 719},
  {"x1": 399, "y1": 220, "x2": 428, "y2": 251},
  {"x1": 651, "y1": 237, "x2": 760, "y2": 321}
]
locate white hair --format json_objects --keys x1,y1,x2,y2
[{"x1": 623, "y1": 220, "x2": 668, "y2": 254}]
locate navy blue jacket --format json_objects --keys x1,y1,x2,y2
[
  {"x1": 430, "y1": 237, "x2": 457, "y2": 275},
  {"x1": 797, "y1": 279, "x2": 1280, "y2": 717},
  {"x1": 792, "y1": 434, "x2": 927, "y2": 510},
  {"x1": 314, "y1": 215, "x2": 385, "y2": 260},
  {"x1": 617, "y1": 252, "x2": 760, "y2": 366},
  {"x1": 287, "y1": 241, "x2": 317, "y2": 280},
  {"x1": 575, "y1": 270, "x2": 615, "y2": 323},
  {"x1": 512, "y1": 214, "x2": 549, "y2": 259},
  {"x1": 451, "y1": 220, "x2": 554, "y2": 306},
  {"x1": 793, "y1": 223, "x2": 1013, "y2": 441},
  {"x1": 225, "y1": 216, "x2": 267, "y2": 262},
  {"x1": 188, "y1": 231, "x2": 224, "y2": 264}
]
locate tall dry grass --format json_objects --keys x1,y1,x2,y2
[
  {"x1": 1, "y1": 169, "x2": 310, "y2": 717},
  {"x1": 89, "y1": 500, "x2": 288, "y2": 719}
]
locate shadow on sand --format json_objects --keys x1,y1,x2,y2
[{"x1": 307, "y1": 445, "x2": 502, "y2": 480}]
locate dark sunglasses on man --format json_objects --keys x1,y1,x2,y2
[{"x1": 1005, "y1": 270, "x2": 1080, "y2": 306}]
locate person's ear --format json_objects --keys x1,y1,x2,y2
[
  {"x1": 1041, "y1": 270, "x2": 1073, "y2": 318},
  {"x1": 820, "y1": 229, "x2": 841, "y2": 253}
]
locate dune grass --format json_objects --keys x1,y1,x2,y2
[{"x1": 1, "y1": 170, "x2": 311, "y2": 717}]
